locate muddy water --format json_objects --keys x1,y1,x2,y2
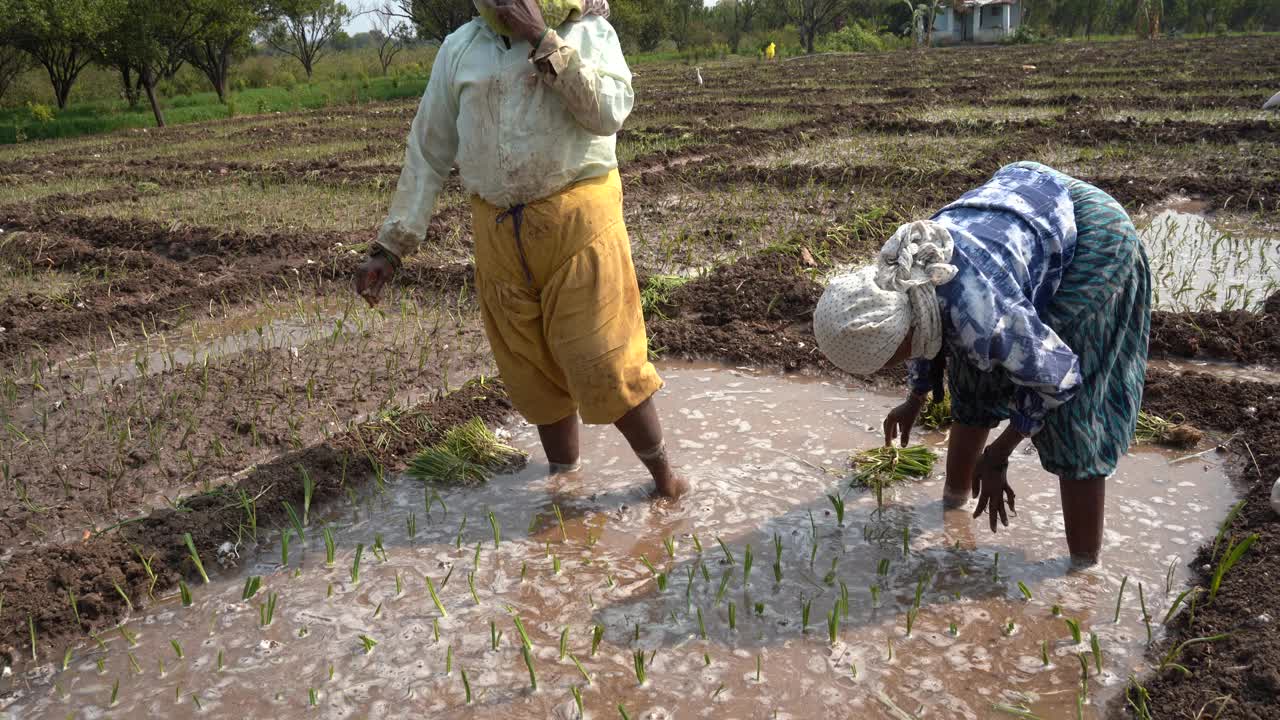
[
  {"x1": 1139, "y1": 207, "x2": 1280, "y2": 313},
  {"x1": 1149, "y1": 357, "x2": 1280, "y2": 385},
  {"x1": 0, "y1": 364, "x2": 1237, "y2": 720}
]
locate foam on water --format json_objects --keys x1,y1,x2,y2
[{"x1": 0, "y1": 364, "x2": 1238, "y2": 719}]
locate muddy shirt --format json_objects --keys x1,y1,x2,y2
[
  {"x1": 906, "y1": 163, "x2": 1082, "y2": 436},
  {"x1": 376, "y1": 16, "x2": 633, "y2": 259}
]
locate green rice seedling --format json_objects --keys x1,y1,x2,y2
[
  {"x1": 434, "y1": 619, "x2": 441, "y2": 641},
  {"x1": 426, "y1": 575, "x2": 447, "y2": 617},
  {"x1": 877, "y1": 558, "x2": 890, "y2": 576},
  {"x1": 445, "y1": 643, "x2": 453, "y2": 671},
  {"x1": 692, "y1": 534, "x2": 703, "y2": 554},
  {"x1": 395, "y1": 573, "x2": 404, "y2": 595},
  {"x1": 920, "y1": 393, "x2": 951, "y2": 430},
  {"x1": 704, "y1": 653, "x2": 712, "y2": 666},
  {"x1": 906, "y1": 608, "x2": 918, "y2": 637},
  {"x1": 632, "y1": 649, "x2": 647, "y2": 685},
  {"x1": 112, "y1": 582, "x2": 133, "y2": 612},
  {"x1": 572, "y1": 686, "x2": 584, "y2": 716},
  {"x1": 351, "y1": 544, "x2": 364, "y2": 584},
  {"x1": 1163, "y1": 587, "x2": 1200, "y2": 624},
  {"x1": 460, "y1": 665, "x2": 472, "y2": 703},
  {"x1": 640, "y1": 554, "x2": 658, "y2": 576},
  {"x1": 870, "y1": 585, "x2": 881, "y2": 608},
  {"x1": 260, "y1": 592, "x2": 278, "y2": 626},
  {"x1": 119, "y1": 625, "x2": 138, "y2": 646},
  {"x1": 697, "y1": 606, "x2": 707, "y2": 639},
  {"x1": 743, "y1": 544, "x2": 754, "y2": 584},
  {"x1": 183, "y1": 533, "x2": 210, "y2": 584},
  {"x1": 179, "y1": 579, "x2": 193, "y2": 607},
  {"x1": 772, "y1": 534, "x2": 783, "y2": 583},
  {"x1": 802, "y1": 597, "x2": 812, "y2": 633},
  {"x1": 993, "y1": 552, "x2": 1001, "y2": 581},
  {"x1": 96, "y1": 658, "x2": 106, "y2": 674},
  {"x1": 128, "y1": 652, "x2": 141, "y2": 674},
  {"x1": 110, "y1": 678, "x2": 119, "y2": 706},
  {"x1": 358, "y1": 634, "x2": 377, "y2": 654},
  {"x1": 407, "y1": 511, "x2": 417, "y2": 540},
  {"x1": 299, "y1": 466, "x2": 315, "y2": 526},
  {"x1": 823, "y1": 556, "x2": 838, "y2": 586},
  {"x1": 553, "y1": 504, "x2": 568, "y2": 542},
  {"x1": 474, "y1": 542, "x2": 483, "y2": 568},
  {"x1": 373, "y1": 601, "x2": 383, "y2": 619},
  {"x1": 729, "y1": 602, "x2": 737, "y2": 631},
  {"x1": 323, "y1": 526, "x2": 336, "y2": 565},
  {"x1": 1209, "y1": 533, "x2": 1258, "y2": 603},
  {"x1": 715, "y1": 571, "x2": 731, "y2": 605},
  {"x1": 559, "y1": 627, "x2": 570, "y2": 659},
  {"x1": 1090, "y1": 633, "x2": 1103, "y2": 673},
  {"x1": 840, "y1": 581, "x2": 850, "y2": 619},
  {"x1": 850, "y1": 446, "x2": 937, "y2": 506},
  {"x1": 1114, "y1": 575, "x2": 1128, "y2": 623},
  {"x1": 1052, "y1": 604, "x2": 1063, "y2": 617},
  {"x1": 1041, "y1": 640, "x2": 1050, "y2": 666},
  {"x1": 1017, "y1": 581, "x2": 1032, "y2": 601},
  {"x1": 828, "y1": 494, "x2": 846, "y2": 527},
  {"x1": 62, "y1": 647, "x2": 72, "y2": 670},
  {"x1": 522, "y1": 645, "x2": 538, "y2": 690},
  {"x1": 569, "y1": 652, "x2": 592, "y2": 683},
  {"x1": 309, "y1": 688, "x2": 318, "y2": 707},
  {"x1": 1158, "y1": 633, "x2": 1230, "y2": 675},
  {"x1": 171, "y1": 639, "x2": 184, "y2": 659},
  {"x1": 949, "y1": 621, "x2": 959, "y2": 636},
  {"x1": 1126, "y1": 677, "x2": 1153, "y2": 720},
  {"x1": 591, "y1": 624, "x2": 604, "y2": 656},
  {"x1": 280, "y1": 528, "x2": 291, "y2": 566},
  {"x1": 216, "y1": 650, "x2": 224, "y2": 671},
  {"x1": 756, "y1": 655, "x2": 762, "y2": 682},
  {"x1": 991, "y1": 703, "x2": 1042, "y2": 719},
  {"x1": 1065, "y1": 618, "x2": 1082, "y2": 644},
  {"x1": 373, "y1": 534, "x2": 388, "y2": 562},
  {"x1": 522, "y1": 563, "x2": 529, "y2": 582},
  {"x1": 653, "y1": 570, "x2": 664, "y2": 589},
  {"x1": 1134, "y1": 411, "x2": 1202, "y2": 448},
  {"x1": 716, "y1": 536, "x2": 734, "y2": 565},
  {"x1": 1139, "y1": 583, "x2": 1152, "y2": 644},
  {"x1": 1165, "y1": 558, "x2": 1177, "y2": 596},
  {"x1": 282, "y1": 502, "x2": 305, "y2": 541},
  {"x1": 513, "y1": 615, "x2": 533, "y2": 650},
  {"x1": 618, "y1": 704, "x2": 632, "y2": 720},
  {"x1": 468, "y1": 572, "x2": 481, "y2": 605},
  {"x1": 67, "y1": 588, "x2": 81, "y2": 627},
  {"x1": 827, "y1": 608, "x2": 840, "y2": 644},
  {"x1": 409, "y1": 447, "x2": 488, "y2": 485},
  {"x1": 488, "y1": 511, "x2": 501, "y2": 549},
  {"x1": 663, "y1": 535, "x2": 675, "y2": 558},
  {"x1": 491, "y1": 620, "x2": 502, "y2": 650},
  {"x1": 1211, "y1": 500, "x2": 1246, "y2": 562}
]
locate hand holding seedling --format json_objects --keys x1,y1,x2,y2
[
  {"x1": 493, "y1": 0, "x2": 548, "y2": 45},
  {"x1": 973, "y1": 429, "x2": 1023, "y2": 532},
  {"x1": 883, "y1": 392, "x2": 928, "y2": 447},
  {"x1": 354, "y1": 251, "x2": 396, "y2": 307}
]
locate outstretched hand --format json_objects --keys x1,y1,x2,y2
[
  {"x1": 354, "y1": 253, "x2": 396, "y2": 307},
  {"x1": 883, "y1": 393, "x2": 927, "y2": 448},
  {"x1": 972, "y1": 446, "x2": 1016, "y2": 532}
]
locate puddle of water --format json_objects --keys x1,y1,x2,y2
[
  {"x1": 0, "y1": 364, "x2": 1237, "y2": 719},
  {"x1": 1150, "y1": 357, "x2": 1280, "y2": 384},
  {"x1": 1139, "y1": 208, "x2": 1280, "y2": 313}
]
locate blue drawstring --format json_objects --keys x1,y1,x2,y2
[{"x1": 496, "y1": 203, "x2": 533, "y2": 287}]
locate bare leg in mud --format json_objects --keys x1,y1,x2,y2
[
  {"x1": 943, "y1": 424, "x2": 989, "y2": 508},
  {"x1": 537, "y1": 397, "x2": 688, "y2": 498},
  {"x1": 1060, "y1": 476, "x2": 1105, "y2": 566}
]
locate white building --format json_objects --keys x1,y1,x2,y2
[{"x1": 933, "y1": 0, "x2": 1022, "y2": 44}]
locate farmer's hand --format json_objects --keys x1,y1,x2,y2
[
  {"x1": 494, "y1": 0, "x2": 547, "y2": 45},
  {"x1": 354, "y1": 252, "x2": 396, "y2": 307},
  {"x1": 883, "y1": 392, "x2": 928, "y2": 448},
  {"x1": 973, "y1": 430, "x2": 1023, "y2": 532}
]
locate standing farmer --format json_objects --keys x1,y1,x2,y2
[
  {"x1": 355, "y1": 0, "x2": 687, "y2": 498},
  {"x1": 815, "y1": 162, "x2": 1151, "y2": 565}
]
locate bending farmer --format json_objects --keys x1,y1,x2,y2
[
  {"x1": 814, "y1": 162, "x2": 1151, "y2": 564},
  {"x1": 355, "y1": 0, "x2": 687, "y2": 498}
]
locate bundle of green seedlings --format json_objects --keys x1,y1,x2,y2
[
  {"x1": 1134, "y1": 411, "x2": 1202, "y2": 449},
  {"x1": 407, "y1": 418, "x2": 525, "y2": 485},
  {"x1": 850, "y1": 446, "x2": 938, "y2": 506},
  {"x1": 920, "y1": 393, "x2": 951, "y2": 430}
]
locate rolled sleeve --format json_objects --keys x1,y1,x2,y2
[
  {"x1": 377, "y1": 39, "x2": 460, "y2": 260},
  {"x1": 530, "y1": 19, "x2": 633, "y2": 136}
]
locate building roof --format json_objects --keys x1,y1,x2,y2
[{"x1": 957, "y1": 0, "x2": 1016, "y2": 7}]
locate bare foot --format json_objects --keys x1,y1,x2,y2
[{"x1": 653, "y1": 472, "x2": 690, "y2": 499}]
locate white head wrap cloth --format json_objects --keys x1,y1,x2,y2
[{"x1": 814, "y1": 221, "x2": 957, "y2": 375}]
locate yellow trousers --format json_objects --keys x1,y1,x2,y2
[{"x1": 472, "y1": 170, "x2": 662, "y2": 426}]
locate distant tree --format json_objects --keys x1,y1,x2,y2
[
  {"x1": 184, "y1": 0, "x2": 264, "y2": 103},
  {"x1": 727, "y1": 0, "x2": 760, "y2": 53},
  {"x1": 374, "y1": 2, "x2": 411, "y2": 74},
  {"x1": 779, "y1": 0, "x2": 848, "y2": 52},
  {"x1": 0, "y1": 45, "x2": 32, "y2": 104},
  {"x1": 901, "y1": 0, "x2": 945, "y2": 45},
  {"x1": 392, "y1": 0, "x2": 473, "y2": 44},
  {"x1": 7, "y1": 0, "x2": 110, "y2": 109},
  {"x1": 98, "y1": 0, "x2": 208, "y2": 126},
  {"x1": 263, "y1": 0, "x2": 352, "y2": 79}
]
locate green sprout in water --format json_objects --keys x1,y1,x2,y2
[
  {"x1": 426, "y1": 575, "x2": 448, "y2": 617},
  {"x1": 351, "y1": 543, "x2": 364, "y2": 584},
  {"x1": 632, "y1": 649, "x2": 647, "y2": 685},
  {"x1": 1114, "y1": 575, "x2": 1128, "y2": 623},
  {"x1": 183, "y1": 533, "x2": 210, "y2": 584},
  {"x1": 1065, "y1": 618, "x2": 1083, "y2": 644},
  {"x1": 827, "y1": 494, "x2": 845, "y2": 527},
  {"x1": 358, "y1": 634, "x2": 377, "y2": 654},
  {"x1": 522, "y1": 646, "x2": 538, "y2": 690}
]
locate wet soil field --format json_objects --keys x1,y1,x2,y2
[{"x1": 1, "y1": 35, "x2": 1278, "y2": 719}]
